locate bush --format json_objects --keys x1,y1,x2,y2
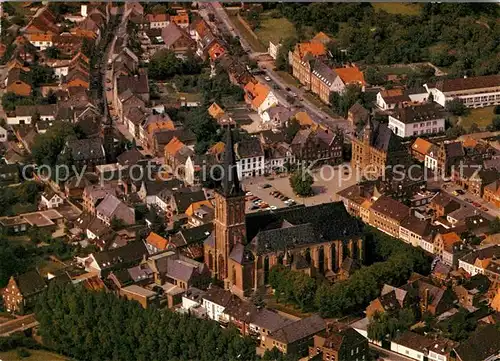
[{"x1": 17, "y1": 348, "x2": 31, "y2": 358}]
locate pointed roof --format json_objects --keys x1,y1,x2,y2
[{"x1": 219, "y1": 127, "x2": 243, "y2": 198}]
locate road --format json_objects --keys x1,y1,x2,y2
[
  {"x1": 441, "y1": 182, "x2": 498, "y2": 220},
  {"x1": 0, "y1": 314, "x2": 38, "y2": 337},
  {"x1": 204, "y1": 2, "x2": 352, "y2": 133}
]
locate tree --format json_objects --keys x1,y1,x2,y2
[
  {"x1": 36, "y1": 285, "x2": 258, "y2": 361},
  {"x1": 445, "y1": 125, "x2": 466, "y2": 138},
  {"x1": 469, "y1": 123, "x2": 481, "y2": 134},
  {"x1": 31, "y1": 121, "x2": 78, "y2": 167},
  {"x1": 151, "y1": 4, "x2": 167, "y2": 14},
  {"x1": 110, "y1": 217, "x2": 126, "y2": 231},
  {"x1": 490, "y1": 217, "x2": 500, "y2": 234},
  {"x1": 445, "y1": 99, "x2": 468, "y2": 116},
  {"x1": 275, "y1": 37, "x2": 298, "y2": 71},
  {"x1": 289, "y1": 169, "x2": 314, "y2": 197},
  {"x1": 284, "y1": 117, "x2": 300, "y2": 143},
  {"x1": 329, "y1": 84, "x2": 364, "y2": 117},
  {"x1": 487, "y1": 116, "x2": 500, "y2": 131},
  {"x1": 368, "y1": 308, "x2": 416, "y2": 342},
  {"x1": 365, "y1": 67, "x2": 385, "y2": 86},
  {"x1": 44, "y1": 46, "x2": 61, "y2": 59}
]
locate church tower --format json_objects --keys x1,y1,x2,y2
[{"x1": 212, "y1": 126, "x2": 246, "y2": 282}]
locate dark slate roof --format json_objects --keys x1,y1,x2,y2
[
  {"x1": 311, "y1": 59, "x2": 337, "y2": 86},
  {"x1": 117, "y1": 148, "x2": 144, "y2": 166},
  {"x1": 15, "y1": 270, "x2": 47, "y2": 296},
  {"x1": 236, "y1": 137, "x2": 264, "y2": 159},
  {"x1": 245, "y1": 202, "x2": 363, "y2": 249},
  {"x1": 393, "y1": 103, "x2": 445, "y2": 124},
  {"x1": 143, "y1": 179, "x2": 183, "y2": 197},
  {"x1": 320, "y1": 328, "x2": 367, "y2": 352},
  {"x1": 454, "y1": 324, "x2": 500, "y2": 361},
  {"x1": 436, "y1": 75, "x2": 500, "y2": 93},
  {"x1": 443, "y1": 142, "x2": 465, "y2": 158},
  {"x1": 66, "y1": 138, "x2": 105, "y2": 161},
  {"x1": 361, "y1": 119, "x2": 404, "y2": 153},
  {"x1": 173, "y1": 188, "x2": 206, "y2": 213},
  {"x1": 203, "y1": 286, "x2": 232, "y2": 306},
  {"x1": 250, "y1": 223, "x2": 316, "y2": 256},
  {"x1": 171, "y1": 223, "x2": 214, "y2": 247},
  {"x1": 269, "y1": 314, "x2": 325, "y2": 344},
  {"x1": 370, "y1": 195, "x2": 410, "y2": 222},
  {"x1": 400, "y1": 215, "x2": 431, "y2": 237},
  {"x1": 109, "y1": 268, "x2": 133, "y2": 286},
  {"x1": 349, "y1": 102, "x2": 369, "y2": 121},
  {"x1": 166, "y1": 260, "x2": 197, "y2": 282},
  {"x1": 93, "y1": 241, "x2": 148, "y2": 270}
]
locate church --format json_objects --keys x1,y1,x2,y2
[{"x1": 204, "y1": 127, "x2": 364, "y2": 298}]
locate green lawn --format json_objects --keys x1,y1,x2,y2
[
  {"x1": 228, "y1": 12, "x2": 267, "y2": 53},
  {"x1": 255, "y1": 12, "x2": 296, "y2": 47},
  {"x1": 0, "y1": 349, "x2": 69, "y2": 361},
  {"x1": 372, "y1": 3, "x2": 423, "y2": 16},
  {"x1": 276, "y1": 71, "x2": 300, "y2": 87},
  {"x1": 457, "y1": 106, "x2": 496, "y2": 130}
]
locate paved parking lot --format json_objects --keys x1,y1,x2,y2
[
  {"x1": 241, "y1": 164, "x2": 357, "y2": 213},
  {"x1": 442, "y1": 182, "x2": 499, "y2": 219}
]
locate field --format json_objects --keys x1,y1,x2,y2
[
  {"x1": 0, "y1": 349, "x2": 68, "y2": 361},
  {"x1": 254, "y1": 12, "x2": 297, "y2": 47},
  {"x1": 458, "y1": 106, "x2": 495, "y2": 130},
  {"x1": 372, "y1": 3, "x2": 423, "y2": 16},
  {"x1": 227, "y1": 12, "x2": 267, "y2": 53}
]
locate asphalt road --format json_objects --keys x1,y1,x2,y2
[{"x1": 205, "y1": 2, "x2": 352, "y2": 133}]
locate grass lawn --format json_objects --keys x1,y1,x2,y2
[
  {"x1": 38, "y1": 260, "x2": 67, "y2": 277},
  {"x1": 372, "y1": 3, "x2": 423, "y2": 16},
  {"x1": 227, "y1": 12, "x2": 267, "y2": 53},
  {"x1": 0, "y1": 349, "x2": 69, "y2": 361},
  {"x1": 265, "y1": 298, "x2": 312, "y2": 319},
  {"x1": 457, "y1": 106, "x2": 495, "y2": 130},
  {"x1": 276, "y1": 71, "x2": 300, "y2": 87},
  {"x1": 255, "y1": 12, "x2": 296, "y2": 47}
]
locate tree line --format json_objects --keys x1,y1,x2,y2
[
  {"x1": 269, "y1": 227, "x2": 431, "y2": 318},
  {"x1": 276, "y1": 3, "x2": 499, "y2": 77},
  {"x1": 35, "y1": 284, "x2": 257, "y2": 361}
]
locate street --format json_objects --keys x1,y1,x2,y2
[
  {"x1": 204, "y1": 2, "x2": 351, "y2": 132},
  {"x1": 441, "y1": 182, "x2": 499, "y2": 220}
]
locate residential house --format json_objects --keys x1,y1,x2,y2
[
  {"x1": 146, "y1": 13, "x2": 169, "y2": 28},
  {"x1": 483, "y1": 180, "x2": 500, "y2": 208},
  {"x1": 289, "y1": 39, "x2": 328, "y2": 89},
  {"x1": 81, "y1": 241, "x2": 149, "y2": 276},
  {"x1": 6, "y1": 104, "x2": 57, "y2": 125},
  {"x1": 388, "y1": 103, "x2": 446, "y2": 138},
  {"x1": 116, "y1": 90, "x2": 146, "y2": 123},
  {"x1": 82, "y1": 184, "x2": 116, "y2": 214},
  {"x1": 433, "y1": 232, "x2": 462, "y2": 266},
  {"x1": 39, "y1": 190, "x2": 64, "y2": 209},
  {"x1": 291, "y1": 128, "x2": 343, "y2": 166},
  {"x1": 0, "y1": 164, "x2": 20, "y2": 186},
  {"x1": 399, "y1": 216, "x2": 431, "y2": 247},
  {"x1": 376, "y1": 89, "x2": 411, "y2": 110},
  {"x1": 263, "y1": 314, "x2": 326, "y2": 356},
  {"x1": 244, "y1": 81, "x2": 278, "y2": 118},
  {"x1": 453, "y1": 324, "x2": 500, "y2": 361},
  {"x1": 233, "y1": 137, "x2": 265, "y2": 179},
  {"x1": 120, "y1": 285, "x2": 159, "y2": 309},
  {"x1": 391, "y1": 331, "x2": 457, "y2": 361},
  {"x1": 268, "y1": 40, "x2": 281, "y2": 59},
  {"x1": 2, "y1": 270, "x2": 47, "y2": 314},
  {"x1": 64, "y1": 138, "x2": 106, "y2": 172},
  {"x1": 429, "y1": 192, "x2": 461, "y2": 219},
  {"x1": 411, "y1": 137, "x2": 434, "y2": 162},
  {"x1": 347, "y1": 102, "x2": 369, "y2": 127},
  {"x1": 145, "y1": 232, "x2": 169, "y2": 254},
  {"x1": 368, "y1": 195, "x2": 410, "y2": 237},
  {"x1": 202, "y1": 286, "x2": 233, "y2": 323},
  {"x1": 458, "y1": 245, "x2": 500, "y2": 278},
  {"x1": 453, "y1": 274, "x2": 490, "y2": 308},
  {"x1": 96, "y1": 194, "x2": 135, "y2": 226},
  {"x1": 308, "y1": 327, "x2": 369, "y2": 361},
  {"x1": 161, "y1": 23, "x2": 195, "y2": 56},
  {"x1": 425, "y1": 75, "x2": 500, "y2": 108},
  {"x1": 365, "y1": 284, "x2": 408, "y2": 318}
]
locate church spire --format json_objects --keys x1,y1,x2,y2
[{"x1": 220, "y1": 125, "x2": 242, "y2": 197}]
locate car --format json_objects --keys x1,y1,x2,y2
[
  {"x1": 289, "y1": 91, "x2": 297, "y2": 97},
  {"x1": 482, "y1": 207, "x2": 489, "y2": 211},
  {"x1": 285, "y1": 87, "x2": 291, "y2": 91},
  {"x1": 260, "y1": 183, "x2": 272, "y2": 189},
  {"x1": 452, "y1": 191, "x2": 458, "y2": 196},
  {"x1": 270, "y1": 205, "x2": 277, "y2": 210},
  {"x1": 273, "y1": 84, "x2": 280, "y2": 90},
  {"x1": 473, "y1": 202, "x2": 481, "y2": 207},
  {"x1": 264, "y1": 76, "x2": 271, "y2": 82},
  {"x1": 106, "y1": 87, "x2": 112, "y2": 91},
  {"x1": 464, "y1": 198, "x2": 471, "y2": 202},
  {"x1": 456, "y1": 189, "x2": 465, "y2": 195},
  {"x1": 106, "y1": 78, "x2": 111, "y2": 83},
  {"x1": 245, "y1": 191, "x2": 252, "y2": 196}
]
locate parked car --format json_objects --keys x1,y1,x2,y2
[
  {"x1": 456, "y1": 189, "x2": 465, "y2": 195},
  {"x1": 260, "y1": 183, "x2": 272, "y2": 189},
  {"x1": 482, "y1": 206, "x2": 489, "y2": 211},
  {"x1": 264, "y1": 76, "x2": 271, "y2": 82},
  {"x1": 472, "y1": 202, "x2": 481, "y2": 207},
  {"x1": 245, "y1": 191, "x2": 252, "y2": 196}
]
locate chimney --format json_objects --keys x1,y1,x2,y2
[{"x1": 423, "y1": 288, "x2": 429, "y2": 311}]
